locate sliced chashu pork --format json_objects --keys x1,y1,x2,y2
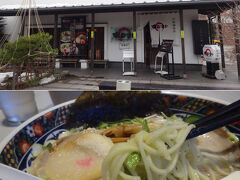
[
  {"x1": 28, "y1": 132, "x2": 113, "y2": 180},
  {"x1": 197, "y1": 128, "x2": 240, "y2": 162}
]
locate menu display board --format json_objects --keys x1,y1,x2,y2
[{"x1": 60, "y1": 16, "x2": 87, "y2": 58}]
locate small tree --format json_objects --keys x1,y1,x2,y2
[
  {"x1": 210, "y1": 1, "x2": 239, "y2": 42},
  {"x1": 0, "y1": 32, "x2": 58, "y2": 89},
  {"x1": 0, "y1": 32, "x2": 58, "y2": 66},
  {"x1": 219, "y1": 1, "x2": 240, "y2": 78}
]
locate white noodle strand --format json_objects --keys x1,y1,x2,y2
[{"x1": 102, "y1": 118, "x2": 236, "y2": 180}]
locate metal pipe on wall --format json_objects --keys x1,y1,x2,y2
[
  {"x1": 53, "y1": 14, "x2": 58, "y2": 49},
  {"x1": 218, "y1": 14, "x2": 226, "y2": 69},
  {"x1": 91, "y1": 12, "x2": 95, "y2": 72},
  {"x1": 133, "y1": 10, "x2": 137, "y2": 72}
]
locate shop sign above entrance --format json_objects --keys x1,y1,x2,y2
[
  {"x1": 111, "y1": 27, "x2": 133, "y2": 42},
  {"x1": 151, "y1": 22, "x2": 168, "y2": 31}
]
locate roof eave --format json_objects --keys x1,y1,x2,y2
[{"x1": 0, "y1": 0, "x2": 235, "y2": 16}]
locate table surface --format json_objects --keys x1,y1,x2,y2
[{"x1": 0, "y1": 91, "x2": 240, "y2": 142}]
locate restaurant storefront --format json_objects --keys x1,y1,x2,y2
[
  {"x1": 29, "y1": 11, "x2": 195, "y2": 63},
  {"x1": 0, "y1": 0, "x2": 235, "y2": 77}
]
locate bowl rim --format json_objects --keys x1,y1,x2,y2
[
  {"x1": 0, "y1": 99, "x2": 75, "y2": 153},
  {"x1": 161, "y1": 90, "x2": 233, "y2": 106},
  {"x1": 0, "y1": 91, "x2": 233, "y2": 153}
]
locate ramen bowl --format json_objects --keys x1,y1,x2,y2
[{"x1": 0, "y1": 92, "x2": 239, "y2": 173}]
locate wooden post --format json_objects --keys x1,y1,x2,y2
[
  {"x1": 21, "y1": 14, "x2": 25, "y2": 36},
  {"x1": 53, "y1": 14, "x2": 58, "y2": 49},
  {"x1": 233, "y1": 8, "x2": 240, "y2": 80},
  {"x1": 12, "y1": 65, "x2": 16, "y2": 90},
  {"x1": 91, "y1": 12, "x2": 95, "y2": 72},
  {"x1": 28, "y1": 0, "x2": 31, "y2": 38},
  {"x1": 133, "y1": 11, "x2": 137, "y2": 72},
  {"x1": 179, "y1": 9, "x2": 187, "y2": 78},
  {"x1": 208, "y1": 16, "x2": 213, "y2": 44},
  {"x1": 218, "y1": 14, "x2": 226, "y2": 69}
]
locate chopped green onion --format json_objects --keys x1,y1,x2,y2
[
  {"x1": 98, "y1": 123, "x2": 109, "y2": 129},
  {"x1": 142, "y1": 119, "x2": 150, "y2": 133},
  {"x1": 121, "y1": 121, "x2": 133, "y2": 125},
  {"x1": 98, "y1": 120, "x2": 136, "y2": 129},
  {"x1": 184, "y1": 115, "x2": 201, "y2": 124},
  {"x1": 161, "y1": 112, "x2": 168, "y2": 119},
  {"x1": 226, "y1": 130, "x2": 239, "y2": 143},
  {"x1": 161, "y1": 113, "x2": 178, "y2": 121},
  {"x1": 42, "y1": 143, "x2": 53, "y2": 151},
  {"x1": 136, "y1": 117, "x2": 150, "y2": 132},
  {"x1": 125, "y1": 152, "x2": 141, "y2": 170},
  {"x1": 229, "y1": 135, "x2": 238, "y2": 142},
  {"x1": 69, "y1": 127, "x2": 84, "y2": 134},
  {"x1": 229, "y1": 137, "x2": 236, "y2": 142}
]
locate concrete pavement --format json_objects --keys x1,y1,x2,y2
[{"x1": 27, "y1": 62, "x2": 240, "y2": 90}]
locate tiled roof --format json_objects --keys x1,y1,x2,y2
[{"x1": 0, "y1": 0, "x2": 231, "y2": 10}]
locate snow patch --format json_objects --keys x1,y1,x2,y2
[
  {"x1": 0, "y1": 72, "x2": 13, "y2": 83},
  {"x1": 39, "y1": 75, "x2": 55, "y2": 85}
]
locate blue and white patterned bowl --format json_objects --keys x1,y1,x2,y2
[{"x1": 0, "y1": 93, "x2": 239, "y2": 173}]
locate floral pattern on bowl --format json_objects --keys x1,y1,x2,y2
[
  {"x1": 0, "y1": 105, "x2": 71, "y2": 169},
  {"x1": 0, "y1": 94, "x2": 238, "y2": 172}
]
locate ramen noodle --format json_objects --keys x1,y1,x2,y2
[
  {"x1": 102, "y1": 117, "x2": 239, "y2": 180},
  {"x1": 28, "y1": 115, "x2": 240, "y2": 180}
]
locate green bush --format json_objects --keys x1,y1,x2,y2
[{"x1": 0, "y1": 32, "x2": 58, "y2": 65}]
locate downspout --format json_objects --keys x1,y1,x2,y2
[
  {"x1": 91, "y1": 12, "x2": 95, "y2": 73},
  {"x1": 133, "y1": 10, "x2": 137, "y2": 72}
]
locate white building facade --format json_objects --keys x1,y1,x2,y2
[{"x1": 0, "y1": 0, "x2": 233, "y2": 69}]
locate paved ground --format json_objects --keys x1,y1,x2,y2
[
  {"x1": 28, "y1": 77, "x2": 100, "y2": 90},
  {"x1": 27, "y1": 62, "x2": 240, "y2": 90}
]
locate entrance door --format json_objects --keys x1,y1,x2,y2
[
  {"x1": 144, "y1": 23, "x2": 151, "y2": 68},
  {"x1": 87, "y1": 27, "x2": 104, "y2": 60}
]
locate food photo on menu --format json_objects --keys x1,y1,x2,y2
[
  {"x1": 0, "y1": 91, "x2": 240, "y2": 180},
  {"x1": 59, "y1": 16, "x2": 87, "y2": 57}
]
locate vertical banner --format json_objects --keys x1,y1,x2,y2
[
  {"x1": 60, "y1": 16, "x2": 87, "y2": 58},
  {"x1": 150, "y1": 21, "x2": 168, "y2": 47}
]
